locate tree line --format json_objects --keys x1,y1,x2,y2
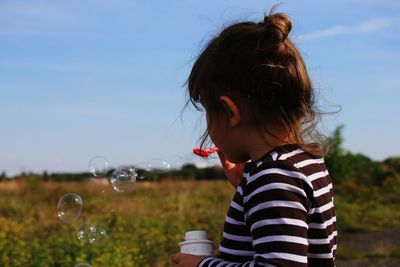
[
  {"x1": 1, "y1": 126, "x2": 399, "y2": 186},
  {"x1": 0, "y1": 164, "x2": 226, "y2": 182},
  {"x1": 325, "y1": 125, "x2": 400, "y2": 187}
]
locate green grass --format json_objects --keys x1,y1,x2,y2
[
  {"x1": 0, "y1": 179, "x2": 400, "y2": 266},
  {"x1": 0, "y1": 180, "x2": 233, "y2": 266}
]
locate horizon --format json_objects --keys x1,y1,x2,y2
[{"x1": 1, "y1": 0, "x2": 399, "y2": 176}]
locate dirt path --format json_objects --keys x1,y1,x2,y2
[{"x1": 336, "y1": 228, "x2": 400, "y2": 267}]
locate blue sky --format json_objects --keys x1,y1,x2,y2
[{"x1": 1, "y1": 0, "x2": 399, "y2": 175}]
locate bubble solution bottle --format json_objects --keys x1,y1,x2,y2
[{"x1": 179, "y1": 230, "x2": 214, "y2": 256}]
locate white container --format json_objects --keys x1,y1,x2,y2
[{"x1": 179, "y1": 230, "x2": 213, "y2": 256}]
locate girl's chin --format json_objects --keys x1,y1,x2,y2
[{"x1": 227, "y1": 153, "x2": 251, "y2": 164}]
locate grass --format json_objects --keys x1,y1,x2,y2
[
  {"x1": 0, "y1": 179, "x2": 400, "y2": 266},
  {"x1": 0, "y1": 179, "x2": 233, "y2": 266}
]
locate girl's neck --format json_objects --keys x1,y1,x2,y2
[{"x1": 246, "y1": 128, "x2": 291, "y2": 161}]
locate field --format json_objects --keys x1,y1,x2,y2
[{"x1": 1, "y1": 179, "x2": 400, "y2": 266}]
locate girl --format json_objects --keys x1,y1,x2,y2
[{"x1": 171, "y1": 8, "x2": 337, "y2": 267}]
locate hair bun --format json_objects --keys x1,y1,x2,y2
[{"x1": 262, "y1": 12, "x2": 292, "y2": 43}]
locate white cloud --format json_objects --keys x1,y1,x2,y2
[
  {"x1": 0, "y1": 1, "x2": 94, "y2": 38},
  {"x1": 0, "y1": 1, "x2": 70, "y2": 23},
  {"x1": 0, "y1": 60, "x2": 107, "y2": 73},
  {"x1": 0, "y1": 1, "x2": 139, "y2": 38},
  {"x1": 62, "y1": 103, "x2": 126, "y2": 120},
  {"x1": 298, "y1": 17, "x2": 398, "y2": 42}
]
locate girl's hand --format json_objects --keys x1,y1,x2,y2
[
  {"x1": 170, "y1": 253, "x2": 205, "y2": 267},
  {"x1": 217, "y1": 151, "x2": 244, "y2": 189}
]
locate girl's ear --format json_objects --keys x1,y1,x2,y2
[{"x1": 219, "y1": 96, "x2": 241, "y2": 127}]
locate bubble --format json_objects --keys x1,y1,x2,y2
[
  {"x1": 56, "y1": 193, "x2": 83, "y2": 224},
  {"x1": 75, "y1": 264, "x2": 92, "y2": 267},
  {"x1": 134, "y1": 162, "x2": 152, "y2": 180},
  {"x1": 148, "y1": 159, "x2": 171, "y2": 173},
  {"x1": 89, "y1": 156, "x2": 109, "y2": 177},
  {"x1": 93, "y1": 227, "x2": 107, "y2": 243},
  {"x1": 77, "y1": 223, "x2": 107, "y2": 245},
  {"x1": 109, "y1": 167, "x2": 137, "y2": 193},
  {"x1": 77, "y1": 223, "x2": 96, "y2": 241}
]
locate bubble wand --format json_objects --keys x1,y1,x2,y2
[{"x1": 192, "y1": 147, "x2": 219, "y2": 158}]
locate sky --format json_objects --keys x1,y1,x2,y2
[{"x1": 1, "y1": 0, "x2": 399, "y2": 175}]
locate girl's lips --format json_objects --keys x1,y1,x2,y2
[{"x1": 192, "y1": 147, "x2": 219, "y2": 158}]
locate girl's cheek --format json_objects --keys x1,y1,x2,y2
[{"x1": 205, "y1": 112, "x2": 211, "y2": 126}]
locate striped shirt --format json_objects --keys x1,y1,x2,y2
[{"x1": 199, "y1": 144, "x2": 337, "y2": 267}]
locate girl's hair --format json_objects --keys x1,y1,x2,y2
[{"x1": 186, "y1": 7, "x2": 325, "y2": 157}]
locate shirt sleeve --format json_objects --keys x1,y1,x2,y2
[{"x1": 198, "y1": 163, "x2": 313, "y2": 267}]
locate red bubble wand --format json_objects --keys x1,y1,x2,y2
[{"x1": 192, "y1": 147, "x2": 219, "y2": 158}]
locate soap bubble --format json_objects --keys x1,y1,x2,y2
[
  {"x1": 134, "y1": 162, "x2": 152, "y2": 180},
  {"x1": 56, "y1": 193, "x2": 83, "y2": 224},
  {"x1": 77, "y1": 223, "x2": 107, "y2": 245},
  {"x1": 77, "y1": 223, "x2": 96, "y2": 241},
  {"x1": 148, "y1": 159, "x2": 171, "y2": 173},
  {"x1": 92, "y1": 227, "x2": 107, "y2": 244},
  {"x1": 109, "y1": 167, "x2": 137, "y2": 193},
  {"x1": 89, "y1": 156, "x2": 109, "y2": 177},
  {"x1": 75, "y1": 264, "x2": 92, "y2": 267}
]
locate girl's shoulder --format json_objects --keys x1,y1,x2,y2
[
  {"x1": 243, "y1": 144, "x2": 328, "y2": 191},
  {"x1": 244, "y1": 144, "x2": 315, "y2": 174}
]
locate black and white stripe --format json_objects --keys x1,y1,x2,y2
[{"x1": 199, "y1": 144, "x2": 337, "y2": 267}]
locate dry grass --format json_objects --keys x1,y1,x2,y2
[
  {"x1": 0, "y1": 179, "x2": 234, "y2": 267},
  {"x1": 1, "y1": 179, "x2": 400, "y2": 266}
]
